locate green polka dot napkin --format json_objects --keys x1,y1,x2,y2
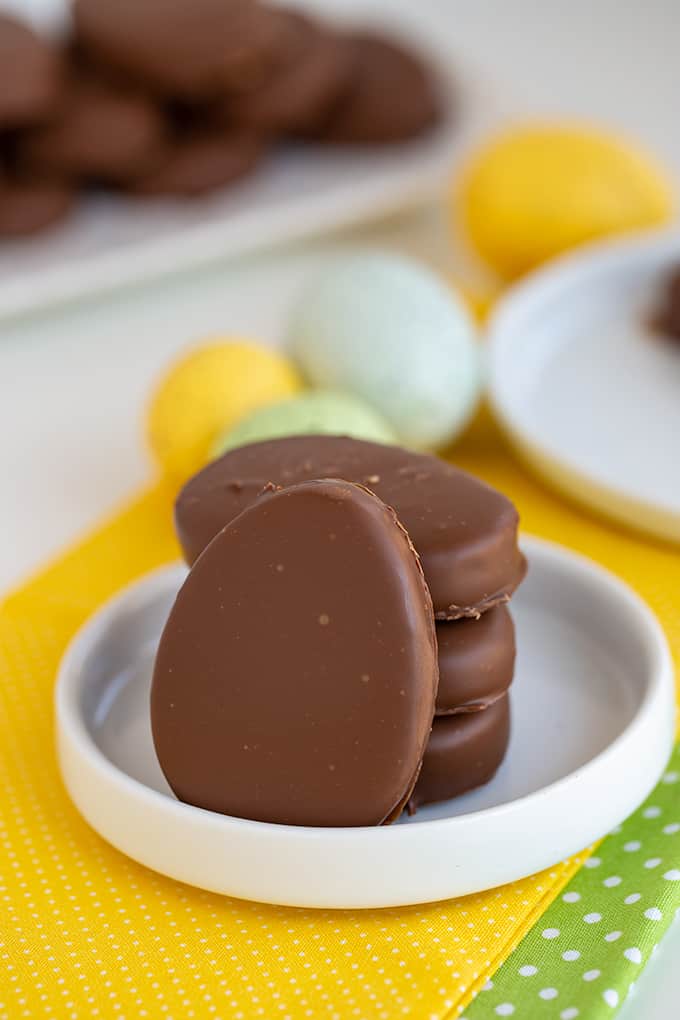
[{"x1": 463, "y1": 747, "x2": 680, "y2": 1019}]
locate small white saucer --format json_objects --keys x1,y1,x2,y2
[
  {"x1": 55, "y1": 537, "x2": 674, "y2": 909},
  {"x1": 488, "y1": 230, "x2": 680, "y2": 544}
]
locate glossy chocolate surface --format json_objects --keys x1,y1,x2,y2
[
  {"x1": 176, "y1": 436, "x2": 526, "y2": 618},
  {"x1": 410, "y1": 694, "x2": 510, "y2": 811},
  {"x1": 153, "y1": 479, "x2": 438, "y2": 827},
  {"x1": 436, "y1": 606, "x2": 515, "y2": 715}
]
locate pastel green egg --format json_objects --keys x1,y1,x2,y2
[
  {"x1": 287, "y1": 252, "x2": 482, "y2": 450},
  {"x1": 212, "y1": 389, "x2": 397, "y2": 457}
]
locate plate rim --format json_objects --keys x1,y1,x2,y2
[
  {"x1": 0, "y1": 146, "x2": 449, "y2": 324},
  {"x1": 54, "y1": 535, "x2": 675, "y2": 906},
  {"x1": 487, "y1": 227, "x2": 680, "y2": 543}
]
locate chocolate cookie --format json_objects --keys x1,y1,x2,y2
[
  {"x1": 0, "y1": 179, "x2": 74, "y2": 237},
  {"x1": 19, "y1": 75, "x2": 166, "y2": 183},
  {"x1": 0, "y1": 15, "x2": 63, "y2": 129},
  {"x1": 309, "y1": 32, "x2": 441, "y2": 143},
  {"x1": 221, "y1": 11, "x2": 352, "y2": 134},
  {"x1": 436, "y1": 606, "x2": 515, "y2": 715},
  {"x1": 409, "y1": 695, "x2": 510, "y2": 811},
  {"x1": 74, "y1": 0, "x2": 281, "y2": 100},
  {"x1": 152, "y1": 479, "x2": 438, "y2": 827},
  {"x1": 175, "y1": 436, "x2": 526, "y2": 619},
  {"x1": 131, "y1": 131, "x2": 265, "y2": 197}
]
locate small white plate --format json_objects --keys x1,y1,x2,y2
[
  {"x1": 0, "y1": 0, "x2": 493, "y2": 322},
  {"x1": 488, "y1": 230, "x2": 680, "y2": 544},
  {"x1": 55, "y1": 536, "x2": 674, "y2": 909}
]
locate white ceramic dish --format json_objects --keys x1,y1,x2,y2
[
  {"x1": 0, "y1": 0, "x2": 492, "y2": 322},
  {"x1": 55, "y1": 536, "x2": 674, "y2": 909},
  {"x1": 488, "y1": 230, "x2": 680, "y2": 544}
]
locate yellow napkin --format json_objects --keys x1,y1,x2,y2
[{"x1": 1, "y1": 415, "x2": 678, "y2": 1020}]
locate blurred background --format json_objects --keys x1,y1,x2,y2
[
  {"x1": 1, "y1": 3, "x2": 679, "y2": 1013},
  {"x1": 2, "y1": 0, "x2": 679, "y2": 582}
]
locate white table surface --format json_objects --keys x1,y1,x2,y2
[{"x1": 1, "y1": 1, "x2": 679, "y2": 1015}]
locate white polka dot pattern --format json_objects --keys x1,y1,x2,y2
[{"x1": 465, "y1": 745, "x2": 680, "y2": 1020}]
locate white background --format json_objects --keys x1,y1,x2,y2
[{"x1": 1, "y1": 1, "x2": 679, "y2": 1015}]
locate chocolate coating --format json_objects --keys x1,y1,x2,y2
[
  {"x1": 409, "y1": 695, "x2": 510, "y2": 811},
  {"x1": 152, "y1": 479, "x2": 438, "y2": 827},
  {"x1": 131, "y1": 132, "x2": 265, "y2": 196},
  {"x1": 175, "y1": 436, "x2": 526, "y2": 618},
  {"x1": 74, "y1": 0, "x2": 281, "y2": 100},
  {"x1": 221, "y1": 12, "x2": 352, "y2": 134},
  {"x1": 651, "y1": 265, "x2": 680, "y2": 344},
  {"x1": 0, "y1": 180, "x2": 74, "y2": 237},
  {"x1": 309, "y1": 32, "x2": 441, "y2": 143},
  {"x1": 0, "y1": 15, "x2": 63, "y2": 129},
  {"x1": 436, "y1": 606, "x2": 515, "y2": 715},
  {"x1": 20, "y1": 76, "x2": 166, "y2": 183}
]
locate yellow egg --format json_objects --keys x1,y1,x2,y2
[
  {"x1": 147, "y1": 340, "x2": 303, "y2": 480},
  {"x1": 457, "y1": 124, "x2": 674, "y2": 278}
]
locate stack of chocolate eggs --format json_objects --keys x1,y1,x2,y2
[{"x1": 151, "y1": 435, "x2": 525, "y2": 827}]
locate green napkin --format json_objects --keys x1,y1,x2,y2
[{"x1": 465, "y1": 744, "x2": 680, "y2": 1019}]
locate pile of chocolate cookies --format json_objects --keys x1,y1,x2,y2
[
  {"x1": 0, "y1": 1, "x2": 443, "y2": 238},
  {"x1": 151, "y1": 437, "x2": 525, "y2": 827}
]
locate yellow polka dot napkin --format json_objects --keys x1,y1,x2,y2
[{"x1": 1, "y1": 415, "x2": 679, "y2": 1020}]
